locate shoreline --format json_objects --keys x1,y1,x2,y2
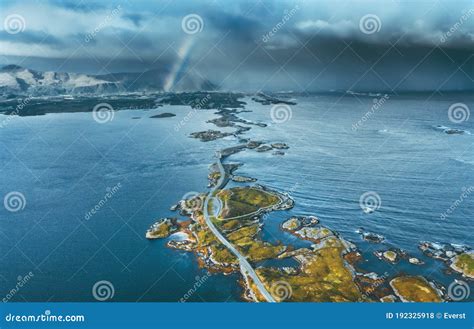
[{"x1": 143, "y1": 92, "x2": 472, "y2": 302}]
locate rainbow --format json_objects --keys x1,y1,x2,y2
[{"x1": 163, "y1": 37, "x2": 195, "y2": 92}]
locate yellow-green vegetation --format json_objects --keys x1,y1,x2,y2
[
  {"x1": 217, "y1": 187, "x2": 280, "y2": 219},
  {"x1": 154, "y1": 223, "x2": 171, "y2": 238},
  {"x1": 146, "y1": 220, "x2": 177, "y2": 239},
  {"x1": 452, "y1": 252, "x2": 474, "y2": 278},
  {"x1": 196, "y1": 226, "x2": 219, "y2": 246},
  {"x1": 383, "y1": 250, "x2": 397, "y2": 262},
  {"x1": 240, "y1": 241, "x2": 285, "y2": 262},
  {"x1": 183, "y1": 194, "x2": 204, "y2": 213},
  {"x1": 380, "y1": 295, "x2": 396, "y2": 302},
  {"x1": 390, "y1": 276, "x2": 442, "y2": 302},
  {"x1": 225, "y1": 224, "x2": 285, "y2": 262},
  {"x1": 281, "y1": 217, "x2": 300, "y2": 231},
  {"x1": 220, "y1": 219, "x2": 242, "y2": 231},
  {"x1": 257, "y1": 240, "x2": 364, "y2": 302},
  {"x1": 294, "y1": 226, "x2": 333, "y2": 242},
  {"x1": 209, "y1": 171, "x2": 221, "y2": 180},
  {"x1": 227, "y1": 225, "x2": 259, "y2": 241},
  {"x1": 210, "y1": 244, "x2": 238, "y2": 264},
  {"x1": 190, "y1": 218, "x2": 238, "y2": 269}
]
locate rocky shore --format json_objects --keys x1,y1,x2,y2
[{"x1": 144, "y1": 92, "x2": 470, "y2": 302}]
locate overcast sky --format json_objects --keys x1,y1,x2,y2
[{"x1": 0, "y1": 0, "x2": 473, "y2": 91}]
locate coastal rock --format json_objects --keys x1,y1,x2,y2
[
  {"x1": 302, "y1": 216, "x2": 319, "y2": 226},
  {"x1": 281, "y1": 216, "x2": 319, "y2": 232},
  {"x1": 294, "y1": 226, "x2": 334, "y2": 242},
  {"x1": 179, "y1": 194, "x2": 205, "y2": 214},
  {"x1": 361, "y1": 232, "x2": 385, "y2": 243},
  {"x1": 190, "y1": 130, "x2": 233, "y2": 142},
  {"x1": 375, "y1": 250, "x2": 398, "y2": 263},
  {"x1": 380, "y1": 295, "x2": 397, "y2": 302},
  {"x1": 281, "y1": 217, "x2": 301, "y2": 231},
  {"x1": 208, "y1": 169, "x2": 221, "y2": 187},
  {"x1": 170, "y1": 204, "x2": 179, "y2": 211},
  {"x1": 251, "y1": 92, "x2": 297, "y2": 106},
  {"x1": 167, "y1": 239, "x2": 194, "y2": 251},
  {"x1": 246, "y1": 140, "x2": 263, "y2": 149},
  {"x1": 256, "y1": 145, "x2": 272, "y2": 152},
  {"x1": 150, "y1": 112, "x2": 176, "y2": 118},
  {"x1": 256, "y1": 234, "x2": 366, "y2": 302},
  {"x1": 433, "y1": 125, "x2": 469, "y2": 135},
  {"x1": 231, "y1": 175, "x2": 257, "y2": 183},
  {"x1": 445, "y1": 128, "x2": 465, "y2": 135},
  {"x1": 146, "y1": 218, "x2": 178, "y2": 239},
  {"x1": 419, "y1": 241, "x2": 470, "y2": 261},
  {"x1": 408, "y1": 257, "x2": 424, "y2": 265},
  {"x1": 220, "y1": 145, "x2": 247, "y2": 157},
  {"x1": 389, "y1": 276, "x2": 442, "y2": 302},
  {"x1": 450, "y1": 251, "x2": 474, "y2": 279},
  {"x1": 278, "y1": 248, "x2": 312, "y2": 258},
  {"x1": 271, "y1": 143, "x2": 289, "y2": 149}
]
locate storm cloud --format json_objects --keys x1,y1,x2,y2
[{"x1": 0, "y1": 0, "x2": 472, "y2": 91}]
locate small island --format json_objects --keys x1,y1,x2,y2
[
  {"x1": 143, "y1": 91, "x2": 469, "y2": 303},
  {"x1": 190, "y1": 130, "x2": 233, "y2": 142},
  {"x1": 389, "y1": 276, "x2": 442, "y2": 302},
  {"x1": 146, "y1": 218, "x2": 178, "y2": 239},
  {"x1": 450, "y1": 252, "x2": 474, "y2": 279},
  {"x1": 150, "y1": 112, "x2": 176, "y2": 118}
]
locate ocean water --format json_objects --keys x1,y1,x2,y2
[{"x1": 0, "y1": 93, "x2": 473, "y2": 301}]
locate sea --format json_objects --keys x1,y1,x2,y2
[{"x1": 0, "y1": 93, "x2": 473, "y2": 302}]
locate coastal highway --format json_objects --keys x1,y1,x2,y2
[{"x1": 202, "y1": 151, "x2": 276, "y2": 303}]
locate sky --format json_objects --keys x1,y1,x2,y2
[{"x1": 0, "y1": 0, "x2": 473, "y2": 92}]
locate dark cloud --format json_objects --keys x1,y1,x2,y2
[
  {"x1": 0, "y1": 30, "x2": 63, "y2": 47},
  {"x1": 49, "y1": 0, "x2": 108, "y2": 12},
  {"x1": 122, "y1": 13, "x2": 145, "y2": 27},
  {"x1": 0, "y1": 0, "x2": 472, "y2": 91},
  {"x1": 205, "y1": 10, "x2": 264, "y2": 42}
]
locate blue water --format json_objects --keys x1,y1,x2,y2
[{"x1": 0, "y1": 93, "x2": 473, "y2": 301}]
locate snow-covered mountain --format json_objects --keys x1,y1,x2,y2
[{"x1": 0, "y1": 65, "x2": 216, "y2": 96}]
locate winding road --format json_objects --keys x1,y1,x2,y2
[{"x1": 202, "y1": 151, "x2": 276, "y2": 302}]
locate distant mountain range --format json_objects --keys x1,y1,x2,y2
[{"x1": 0, "y1": 65, "x2": 216, "y2": 97}]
